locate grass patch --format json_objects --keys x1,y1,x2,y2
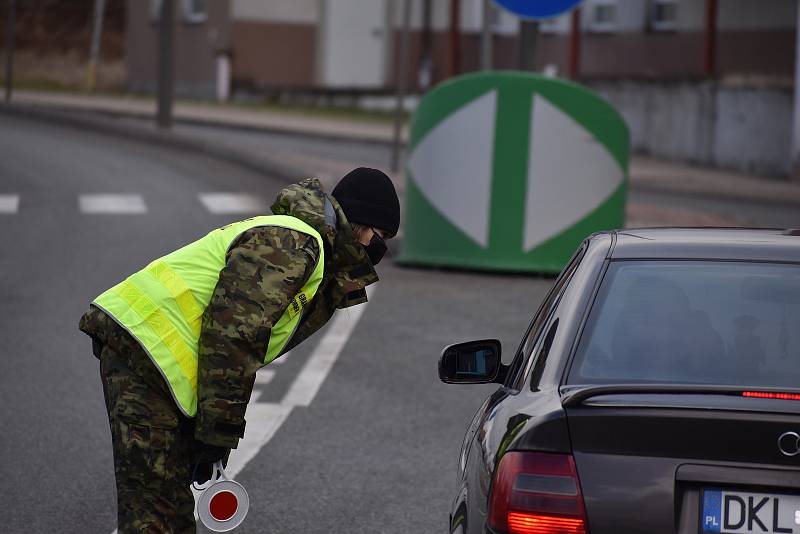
[{"x1": 1, "y1": 82, "x2": 411, "y2": 124}]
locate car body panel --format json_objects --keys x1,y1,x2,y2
[{"x1": 445, "y1": 229, "x2": 800, "y2": 534}]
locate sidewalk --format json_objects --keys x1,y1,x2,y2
[
  {"x1": 9, "y1": 89, "x2": 403, "y2": 145},
  {"x1": 3, "y1": 89, "x2": 799, "y2": 228}
]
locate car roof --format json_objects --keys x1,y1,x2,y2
[{"x1": 600, "y1": 228, "x2": 800, "y2": 262}]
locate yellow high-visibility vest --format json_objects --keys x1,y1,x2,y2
[{"x1": 93, "y1": 215, "x2": 325, "y2": 416}]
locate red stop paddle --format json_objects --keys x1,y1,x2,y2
[{"x1": 194, "y1": 462, "x2": 250, "y2": 531}]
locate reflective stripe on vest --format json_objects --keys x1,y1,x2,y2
[{"x1": 92, "y1": 215, "x2": 325, "y2": 417}]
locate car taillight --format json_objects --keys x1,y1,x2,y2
[
  {"x1": 743, "y1": 391, "x2": 800, "y2": 401},
  {"x1": 488, "y1": 452, "x2": 588, "y2": 534}
]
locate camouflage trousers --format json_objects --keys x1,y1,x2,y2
[{"x1": 98, "y1": 318, "x2": 197, "y2": 533}]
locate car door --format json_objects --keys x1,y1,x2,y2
[{"x1": 451, "y1": 242, "x2": 591, "y2": 534}]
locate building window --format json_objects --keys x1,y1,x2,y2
[
  {"x1": 650, "y1": 0, "x2": 677, "y2": 31},
  {"x1": 587, "y1": 0, "x2": 617, "y2": 33},
  {"x1": 150, "y1": 0, "x2": 207, "y2": 24},
  {"x1": 182, "y1": 0, "x2": 207, "y2": 24},
  {"x1": 473, "y1": 0, "x2": 511, "y2": 34},
  {"x1": 540, "y1": 13, "x2": 570, "y2": 34}
]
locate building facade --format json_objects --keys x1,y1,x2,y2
[
  {"x1": 127, "y1": 0, "x2": 796, "y2": 94},
  {"x1": 125, "y1": 0, "x2": 797, "y2": 176}
]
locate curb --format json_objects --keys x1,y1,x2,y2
[
  {"x1": 0, "y1": 103, "x2": 302, "y2": 183},
  {"x1": 630, "y1": 182, "x2": 800, "y2": 209},
  {"x1": 5, "y1": 100, "x2": 405, "y2": 148}
]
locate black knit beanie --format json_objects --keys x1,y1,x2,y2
[{"x1": 331, "y1": 167, "x2": 400, "y2": 238}]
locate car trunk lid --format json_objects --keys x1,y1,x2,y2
[{"x1": 563, "y1": 389, "x2": 800, "y2": 534}]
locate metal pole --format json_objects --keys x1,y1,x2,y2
[
  {"x1": 703, "y1": 0, "x2": 718, "y2": 77},
  {"x1": 391, "y1": 0, "x2": 412, "y2": 173},
  {"x1": 518, "y1": 20, "x2": 539, "y2": 71},
  {"x1": 87, "y1": 0, "x2": 106, "y2": 91},
  {"x1": 480, "y1": 0, "x2": 493, "y2": 70},
  {"x1": 157, "y1": 0, "x2": 175, "y2": 129},
  {"x1": 568, "y1": 8, "x2": 581, "y2": 79},
  {"x1": 418, "y1": 0, "x2": 433, "y2": 90},
  {"x1": 5, "y1": 0, "x2": 17, "y2": 103},
  {"x1": 447, "y1": 0, "x2": 461, "y2": 77}
]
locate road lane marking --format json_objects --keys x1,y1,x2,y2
[
  {"x1": 226, "y1": 290, "x2": 371, "y2": 478},
  {"x1": 80, "y1": 194, "x2": 147, "y2": 214},
  {"x1": 109, "y1": 290, "x2": 373, "y2": 534},
  {"x1": 198, "y1": 193, "x2": 267, "y2": 214},
  {"x1": 270, "y1": 350, "x2": 289, "y2": 365},
  {"x1": 280, "y1": 305, "x2": 367, "y2": 408},
  {"x1": 0, "y1": 195, "x2": 19, "y2": 213},
  {"x1": 254, "y1": 369, "x2": 275, "y2": 385}
]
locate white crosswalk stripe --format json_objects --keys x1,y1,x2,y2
[
  {"x1": 0, "y1": 194, "x2": 273, "y2": 215},
  {"x1": 198, "y1": 193, "x2": 267, "y2": 214},
  {"x1": 0, "y1": 195, "x2": 20, "y2": 213},
  {"x1": 254, "y1": 369, "x2": 275, "y2": 385},
  {"x1": 79, "y1": 194, "x2": 147, "y2": 214}
]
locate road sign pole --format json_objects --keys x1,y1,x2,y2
[
  {"x1": 518, "y1": 20, "x2": 539, "y2": 71},
  {"x1": 481, "y1": 0, "x2": 493, "y2": 71},
  {"x1": 5, "y1": 0, "x2": 17, "y2": 103},
  {"x1": 87, "y1": 0, "x2": 106, "y2": 91},
  {"x1": 391, "y1": 0, "x2": 412, "y2": 173},
  {"x1": 157, "y1": 0, "x2": 175, "y2": 129}
]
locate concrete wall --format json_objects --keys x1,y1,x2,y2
[
  {"x1": 126, "y1": 0, "x2": 231, "y2": 98},
  {"x1": 591, "y1": 80, "x2": 793, "y2": 176}
]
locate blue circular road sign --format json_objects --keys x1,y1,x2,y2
[{"x1": 493, "y1": 0, "x2": 583, "y2": 20}]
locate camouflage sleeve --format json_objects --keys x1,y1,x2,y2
[{"x1": 194, "y1": 226, "x2": 320, "y2": 449}]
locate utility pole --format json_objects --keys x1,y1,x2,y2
[
  {"x1": 5, "y1": 0, "x2": 17, "y2": 103},
  {"x1": 157, "y1": 0, "x2": 175, "y2": 129},
  {"x1": 703, "y1": 0, "x2": 718, "y2": 77},
  {"x1": 418, "y1": 0, "x2": 433, "y2": 90},
  {"x1": 86, "y1": 0, "x2": 106, "y2": 91},
  {"x1": 518, "y1": 20, "x2": 539, "y2": 71},
  {"x1": 447, "y1": 0, "x2": 461, "y2": 77},
  {"x1": 391, "y1": 0, "x2": 412, "y2": 173},
  {"x1": 481, "y1": 0, "x2": 493, "y2": 70}
]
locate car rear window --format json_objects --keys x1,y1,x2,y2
[{"x1": 568, "y1": 261, "x2": 800, "y2": 388}]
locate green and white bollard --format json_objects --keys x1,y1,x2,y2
[{"x1": 399, "y1": 71, "x2": 629, "y2": 274}]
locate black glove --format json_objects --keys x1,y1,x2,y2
[{"x1": 192, "y1": 442, "x2": 228, "y2": 485}]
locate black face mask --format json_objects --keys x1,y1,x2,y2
[{"x1": 364, "y1": 232, "x2": 387, "y2": 266}]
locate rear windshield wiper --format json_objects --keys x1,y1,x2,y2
[{"x1": 560, "y1": 384, "x2": 800, "y2": 408}]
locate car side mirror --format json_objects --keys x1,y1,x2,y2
[{"x1": 439, "y1": 339, "x2": 503, "y2": 384}]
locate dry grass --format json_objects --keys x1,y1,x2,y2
[{"x1": 2, "y1": 49, "x2": 126, "y2": 91}]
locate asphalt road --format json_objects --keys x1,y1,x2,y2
[
  {"x1": 176, "y1": 120, "x2": 800, "y2": 229},
  {"x1": 0, "y1": 116, "x2": 544, "y2": 533}
]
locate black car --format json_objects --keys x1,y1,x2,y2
[{"x1": 440, "y1": 228, "x2": 800, "y2": 534}]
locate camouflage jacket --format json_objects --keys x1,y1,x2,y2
[{"x1": 80, "y1": 178, "x2": 378, "y2": 449}]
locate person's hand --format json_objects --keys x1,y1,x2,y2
[{"x1": 192, "y1": 442, "x2": 228, "y2": 485}]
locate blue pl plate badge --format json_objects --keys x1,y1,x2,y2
[{"x1": 702, "y1": 490, "x2": 722, "y2": 533}]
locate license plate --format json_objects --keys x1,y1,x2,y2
[{"x1": 702, "y1": 489, "x2": 800, "y2": 533}]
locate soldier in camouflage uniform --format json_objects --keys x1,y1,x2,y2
[{"x1": 79, "y1": 169, "x2": 400, "y2": 533}]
